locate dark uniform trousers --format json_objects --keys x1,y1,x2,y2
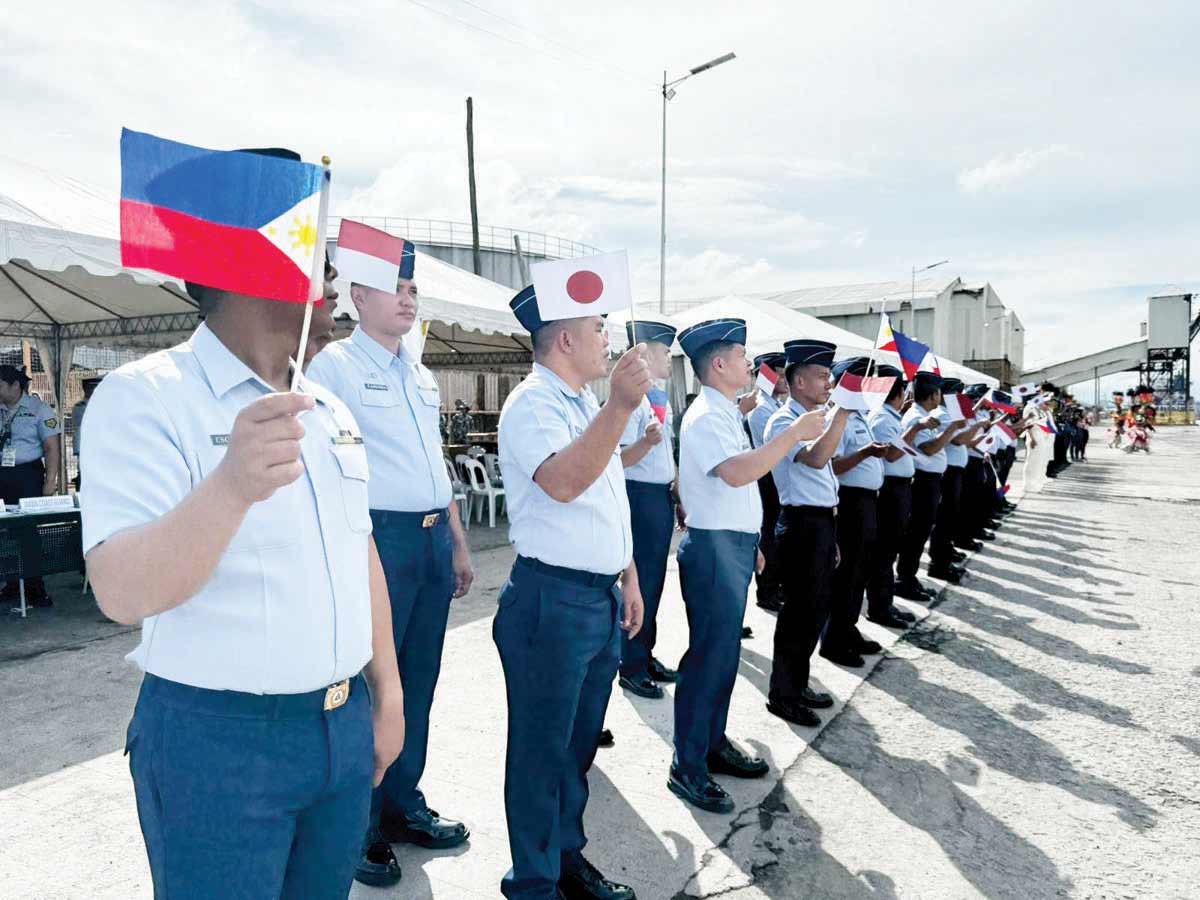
[
  {"x1": 494, "y1": 556, "x2": 621, "y2": 899},
  {"x1": 958, "y1": 457, "x2": 988, "y2": 542},
  {"x1": 824, "y1": 486, "x2": 877, "y2": 653},
  {"x1": 929, "y1": 465, "x2": 963, "y2": 567},
  {"x1": 867, "y1": 475, "x2": 911, "y2": 617},
  {"x1": 674, "y1": 528, "x2": 757, "y2": 777},
  {"x1": 769, "y1": 506, "x2": 837, "y2": 703},
  {"x1": 127, "y1": 673, "x2": 373, "y2": 900},
  {"x1": 754, "y1": 472, "x2": 782, "y2": 602},
  {"x1": 620, "y1": 480, "x2": 674, "y2": 680},
  {"x1": 369, "y1": 509, "x2": 454, "y2": 827},
  {"x1": 897, "y1": 471, "x2": 942, "y2": 582},
  {"x1": 0, "y1": 460, "x2": 48, "y2": 598}
]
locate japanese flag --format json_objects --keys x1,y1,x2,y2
[{"x1": 530, "y1": 251, "x2": 632, "y2": 321}]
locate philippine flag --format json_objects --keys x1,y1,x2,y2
[
  {"x1": 336, "y1": 219, "x2": 415, "y2": 292},
  {"x1": 120, "y1": 128, "x2": 328, "y2": 303},
  {"x1": 983, "y1": 389, "x2": 1018, "y2": 416},
  {"x1": 875, "y1": 313, "x2": 898, "y2": 352},
  {"x1": 829, "y1": 373, "x2": 896, "y2": 412},
  {"x1": 756, "y1": 363, "x2": 780, "y2": 396},
  {"x1": 892, "y1": 329, "x2": 930, "y2": 380},
  {"x1": 530, "y1": 251, "x2": 632, "y2": 321},
  {"x1": 647, "y1": 387, "x2": 669, "y2": 425}
]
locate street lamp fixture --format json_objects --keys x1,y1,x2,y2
[
  {"x1": 659, "y1": 51, "x2": 737, "y2": 314},
  {"x1": 911, "y1": 259, "x2": 949, "y2": 304}
]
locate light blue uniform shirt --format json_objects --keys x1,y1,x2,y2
[
  {"x1": 678, "y1": 386, "x2": 761, "y2": 533},
  {"x1": 834, "y1": 410, "x2": 884, "y2": 490},
  {"x1": 499, "y1": 363, "x2": 632, "y2": 575},
  {"x1": 1, "y1": 393, "x2": 62, "y2": 466},
  {"x1": 765, "y1": 399, "x2": 839, "y2": 508},
  {"x1": 941, "y1": 407, "x2": 969, "y2": 468},
  {"x1": 306, "y1": 326, "x2": 451, "y2": 512},
  {"x1": 619, "y1": 392, "x2": 675, "y2": 485},
  {"x1": 967, "y1": 410, "x2": 989, "y2": 459},
  {"x1": 905, "y1": 405, "x2": 947, "y2": 474},
  {"x1": 746, "y1": 391, "x2": 781, "y2": 449},
  {"x1": 868, "y1": 404, "x2": 915, "y2": 479},
  {"x1": 79, "y1": 324, "x2": 374, "y2": 695}
]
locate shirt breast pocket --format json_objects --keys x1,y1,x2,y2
[
  {"x1": 194, "y1": 449, "x2": 302, "y2": 552},
  {"x1": 360, "y1": 387, "x2": 399, "y2": 408},
  {"x1": 331, "y1": 444, "x2": 372, "y2": 533}
]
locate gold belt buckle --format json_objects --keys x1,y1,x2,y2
[
  {"x1": 323, "y1": 679, "x2": 350, "y2": 711},
  {"x1": 422, "y1": 513, "x2": 440, "y2": 528}
]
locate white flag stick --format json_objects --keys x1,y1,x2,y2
[{"x1": 291, "y1": 156, "x2": 332, "y2": 392}]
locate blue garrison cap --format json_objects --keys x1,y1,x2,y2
[
  {"x1": 753, "y1": 351, "x2": 786, "y2": 370},
  {"x1": 784, "y1": 339, "x2": 836, "y2": 369},
  {"x1": 964, "y1": 382, "x2": 988, "y2": 399},
  {"x1": 626, "y1": 320, "x2": 677, "y2": 348},
  {"x1": 941, "y1": 377, "x2": 965, "y2": 394},
  {"x1": 398, "y1": 238, "x2": 416, "y2": 280},
  {"x1": 677, "y1": 318, "x2": 747, "y2": 359},
  {"x1": 876, "y1": 363, "x2": 902, "y2": 380},
  {"x1": 831, "y1": 355, "x2": 871, "y2": 380},
  {"x1": 914, "y1": 370, "x2": 943, "y2": 390},
  {"x1": 509, "y1": 285, "x2": 544, "y2": 333}
]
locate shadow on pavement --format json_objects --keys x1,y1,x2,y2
[{"x1": 961, "y1": 561, "x2": 1138, "y2": 629}]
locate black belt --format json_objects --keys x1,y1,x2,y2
[
  {"x1": 370, "y1": 508, "x2": 447, "y2": 529},
  {"x1": 625, "y1": 480, "x2": 673, "y2": 494},
  {"x1": 781, "y1": 504, "x2": 837, "y2": 518},
  {"x1": 839, "y1": 486, "x2": 879, "y2": 499},
  {"x1": 883, "y1": 475, "x2": 912, "y2": 486},
  {"x1": 914, "y1": 470, "x2": 943, "y2": 480},
  {"x1": 516, "y1": 555, "x2": 620, "y2": 589}
]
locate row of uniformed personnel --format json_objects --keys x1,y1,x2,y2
[{"x1": 78, "y1": 144, "x2": 1015, "y2": 897}]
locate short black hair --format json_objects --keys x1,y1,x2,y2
[
  {"x1": 0, "y1": 365, "x2": 30, "y2": 389},
  {"x1": 785, "y1": 361, "x2": 827, "y2": 387},
  {"x1": 885, "y1": 377, "x2": 907, "y2": 404},
  {"x1": 914, "y1": 380, "x2": 941, "y2": 404},
  {"x1": 691, "y1": 340, "x2": 738, "y2": 381},
  {"x1": 531, "y1": 321, "x2": 568, "y2": 359}
]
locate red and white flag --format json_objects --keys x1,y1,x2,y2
[
  {"x1": 756, "y1": 363, "x2": 779, "y2": 395},
  {"x1": 918, "y1": 351, "x2": 942, "y2": 375},
  {"x1": 954, "y1": 393, "x2": 975, "y2": 419},
  {"x1": 829, "y1": 373, "x2": 896, "y2": 412},
  {"x1": 994, "y1": 422, "x2": 1018, "y2": 445},
  {"x1": 943, "y1": 394, "x2": 966, "y2": 422},
  {"x1": 530, "y1": 251, "x2": 632, "y2": 321},
  {"x1": 335, "y1": 219, "x2": 408, "y2": 292}
]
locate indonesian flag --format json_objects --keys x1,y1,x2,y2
[
  {"x1": 943, "y1": 394, "x2": 966, "y2": 422},
  {"x1": 756, "y1": 363, "x2": 780, "y2": 395},
  {"x1": 530, "y1": 251, "x2": 632, "y2": 321},
  {"x1": 829, "y1": 373, "x2": 896, "y2": 412},
  {"x1": 983, "y1": 389, "x2": 1018, "y2": 415},
  {"x1": 953, "y1": 393, "x2": 975, "y2": 419},
  {"x1": 918, "y1": 351, "x2": 942, "y2": 376},
  {"x1": 335, "y1": 219, "x2": 411, "y2": 292},
  {"x1": 647, "y1": 387, "x2": 669, "y2": 424},
  {"x1": 875, "y1": 313, "x2": 898, "y2": 352}
]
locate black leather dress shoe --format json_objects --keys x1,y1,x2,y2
[
  {"x1": 890, "y1": 605, "x2": 916, "y2": 622},
  {"x1": 977, "y1": 530, "x2": 996, "y2": 541},
  {"x1": 894, "y1": 581, "x2": 933, "y2": 602},
  {"x1": 354, "y1": 832, "x2": 402, "y2": 887},
  {"x1": 648, "y1": 656, "x2": 678, "y2": 683},
  {"x1": 668, "y1": 766, "x2": 734, "y2": 813},
  {"x1": 381, "y1": 808, "x2": 469, "y2": 849},
  {"x1": 798, "y1": 685, "x2": 834, "y2": 708},
  {"x1": 820, "y1": 647, "x2": 865, "y2": 668},
  {"x1": 559, "y1": 852, "x2": 637, "y2": 900},
  {"x1": 597, "y1": 729, "x2": 615, "y2": 748},
  {"x1": 756, "y1": 592, "x2": 784, "y2": 612},
  {"x1": 927, "y1": 566, "x2": 962, "y2": 584},
  {"x1": 706, "y1": 739, "x2": 768, "y2": 778},
  {"x1": 766, "y1": 697, "x2": 821, "y2": 727},
  {"x1": 619, "y1": 674, "x2": 665, "y2": 699},
  {"x1": 741, "y1": 626, "x2": 753, "y2": 640},
  {"x1": 950, "y1": 549, "x2": 968, "y2": 562},
  {"x1": 866, "y1": 610, "x2": 909, "y2": 628},
  {"x1": 855, "y1": 637, "x2": 883, "y2": 654}
]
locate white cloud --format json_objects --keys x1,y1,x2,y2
[{"x1": 957, "y1": 146, "x2": 1071, "y2": 194}]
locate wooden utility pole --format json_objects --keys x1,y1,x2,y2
[{"x1": 466, "y1": 97, "x2": 481, "y2": 276}]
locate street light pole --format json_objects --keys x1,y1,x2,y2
[
  {"x1": 659, "y1": 52, "x2": 736, "y2": 315},
  {"x1": 912, "y1": 258, "x2": 949, "y2": 304}
]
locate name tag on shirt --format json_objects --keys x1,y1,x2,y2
[
  {"x1": 210, "y1": 434, "x2": 230, "y2": 446},
  {"x1": 332, "y1": 430, "x2": 365, "y2": 446},
  {"x1": 1, "y1": 447, "x2": 14, "y2": 467},
  {"x1": 363, "y1": 383, "x2": 389, "y2": 392}
]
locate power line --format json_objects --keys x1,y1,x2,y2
[{"x1": 402, "y1": 0, "x2": 651, "y2": 89}]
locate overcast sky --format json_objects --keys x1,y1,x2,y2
[{"x1": 4, "y1": 0, "x2": 1199, "y2": 397}]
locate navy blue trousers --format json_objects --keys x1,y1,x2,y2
[
  {"x1": 369, "y1": 509, "x2": 454, "y2": 825},
  {"x1": 867, "y1": 476, "x2": 911, "y2": 616},
  {"x1": 825, "y1": 487, "x2": 877, "y2": 653},
  {"x1": 929, "y1": 466, "x2": 963, "y2": 567},
  {"x1": 620, "y1": 480, "x2": 674, "y2": 679},
  {"x1": 126, "y1": 673, "x2": 373, "y2": 900},
  {"x1": 494, "y1": 556, "x2": 621, "y2": 900},
  {"x1": 898, "y1": 471, "x2": 942, "y2": 581},
  {"x1": 673, "y1": 528, "x2": 757, "y2": 777},
  {"x1": 770, "y1": 507, "x2": 837, "y2": 702}
]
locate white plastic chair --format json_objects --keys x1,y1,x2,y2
[
  {"x1": 467, "y1": 445, "x2": 486, "y2": 459},
  {"x1": 454, "y1": 454, "x2": 471, "y2": 484},
  {"x1": 483, "y1": 452, "x2": 503, "y2": 487},
  {"x1": 444, "y1": 458, "x2": 469, "y2": 528},
  {"x1": 463, "y1": 457, "x2": 505, "y2": 528}
]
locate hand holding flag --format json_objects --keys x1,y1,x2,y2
[
  {"x1": 609, "y1": 344, "x2": 651, "y2": 413},
  {"x1": 829, "y1": 373, "x2": 897, "y2": 412}
]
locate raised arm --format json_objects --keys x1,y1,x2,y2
[
  {"x1": 795, "y1": 407, "x2": 852, "y2": 469},
  {"x1": 712, "y1": 407, "x2": 826, "y2": 487}
]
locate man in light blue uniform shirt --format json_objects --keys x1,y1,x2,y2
[
  {"x1": 897, "y1": 371, "x2": 964, "y2": 598},
  {"x1": 822, "y1": 357, "x2": 891, "y2": 667},
  {"x1": 746, "y1": 351, "x2": 788, "y2": 612},
  {"x1": 670, "y1": 321, "x2": 825, "y2": 815},
  {"x1": 617, "y1": 319, "x2": 679, "y2": 700},
  {"x1": 866, "y1": 365, "x2": 940, "y2": 626},
  {"x1": 306, "y1": 236, "x2": 475, "y2": 887},
  {"x1": 928, "y1": 377, "x2": 989, "y2": 582},
  {"x1": 762, "y1": 339, "x2": 851, "y2": 728},
  {"x1": 80, "y1": 153, "x2": 405, "y2": 900},
  {"x1": 495, "y1": 285, "x2": 648, "y2": 900}
]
